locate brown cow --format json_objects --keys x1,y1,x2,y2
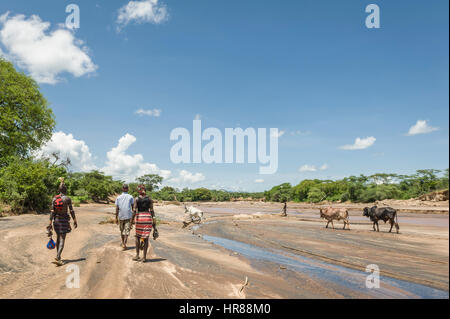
[{"x1": 319, "y1": 207, "x2": 350, "y2": 230}]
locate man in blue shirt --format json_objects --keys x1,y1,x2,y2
[{"x1": 115, "y1": 184, "x2": 134, "y2": 251}]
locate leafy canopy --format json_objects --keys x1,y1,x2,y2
[{"x1": 0, "y1": 59, "x2": 55, "y2": 166}]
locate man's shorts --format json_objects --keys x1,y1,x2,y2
[{"x1": 119, "y1": 219, "x2": 131, "y2": 236}]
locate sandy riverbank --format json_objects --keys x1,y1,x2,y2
[{"x1": 0, "y1": 200, "x2": 448, "y2": 298}]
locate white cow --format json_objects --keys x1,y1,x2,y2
[{"x1": 182, "y1": 205, "x2": 204, "y2": 228}]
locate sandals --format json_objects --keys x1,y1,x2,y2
[
  {"x1": 52, "y1": 259, "x2": 65, "y2": 266},
  {"x1": 132, "y1": 256, "x2": 146, "y2": 263}
]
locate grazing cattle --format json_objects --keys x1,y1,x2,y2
[
  {"x1": 363, "y1": 206, "x2": 399, "y2": 233},
  {"x1": 319, "y1": 207, "x2": 350, "y2": 230},
  {"x1": 182, "y1": 205, "x2": 204, "y2": 228}
]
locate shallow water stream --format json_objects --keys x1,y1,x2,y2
[{"x1": 202, "y1": 234, "x2": 449, "y2": 299}]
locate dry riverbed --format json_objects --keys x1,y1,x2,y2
[{"x1": 0, "y1": 201, "x2": 448, "y2": 298}]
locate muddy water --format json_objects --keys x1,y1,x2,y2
[{"x1": 202, "y1": 235, "x2": 448, "y2": 299}]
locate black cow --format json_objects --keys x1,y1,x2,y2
[{"x1": 363, "y1": 206, "x2": 399, "y2": 233}]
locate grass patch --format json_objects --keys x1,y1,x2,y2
[
  {"x1": 166, "y1": 201, "x2": 181, "y2": 206},
  {"x1": 153, "y1": 216, "x2": 170, "y2": 226},
  {"x1": 72, "y1": 195, "x2": 90, "y2": 204},
  {"x1": 99, "y1": 216, "x2": 115, "y2": 225},
  {"x1": 72, "y1": 195, "x2": 90, "y2": 207}
]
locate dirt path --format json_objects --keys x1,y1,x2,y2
[
  {"x1": 0, "y1": 202, "x2": 448, "y2": 299},
  {"x1": 0, "y1": 205, "x2": 318, "y2": 298}
]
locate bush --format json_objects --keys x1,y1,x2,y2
[
  {"x1": 358, "y1": 184, "x2": 401, "y2": 203},
  {"x1": 157, "y1": 186, "x2": 178, "y2": 201},
  {"x1": 191, "y1": 188, "x2": 212, "y2": 201},
  {"x1": 307, "y1": 188, "x2": 326, "y2": 203},
  {"x1": 79, "y1": 171, "x2": 118, "y2": 202},
  {"x1": 265, "y1": 183, "x2": 292, "y2": 202},
  {"x1": 211, "y1": 190, "x2": 231, "y2": 201},
  {"x1": 0, "y1": 158, "x2": 66, "y2": 213}
]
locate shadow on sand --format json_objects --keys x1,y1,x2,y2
[
  {"x1": 63, "y1": 257, "x2": 87, "y2": 264},
  {"x1": 144, "y1": 258, "x2": 166, "y2": 263}
]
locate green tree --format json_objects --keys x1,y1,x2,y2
[
  {"x1": 437, "y1": 169, "x2": 449, "y2": 190},
  {"x1": 291, "y1": 180, "x2": 319, "y2": 202},
  {"x1": 307, "y1": 187, "x2": 326, "y2": 203},
  {"x1": 211, "y1": 190, "x2": 231, "y2": 201},
  {"x1": 341, "y1": 175, "x2": 368, "y2": 202},
  {"x1": 178, "y1": 188, "x2": 193, "y2": 202},
  {"x1": 135, "y1": 174, "x2": 163, "y2": 192},
  {"x1": 0, "y1": 59, "x2": 55, "y2": 166},
  {"x1": 265, "y1": 183, "x2": 292, "y2": 202},
  {"x1": 158, "y1": 186, "x2": 178, "y2": 201},
  {"x1": 0, "y1": 157, "x2": 66, "y2": 213},
  {"x1": 191, "y1": 188, "x2": 212, "y2": 201},
  {"x1": 79, "y1": 171, "x2": 117, "y2": 202}
]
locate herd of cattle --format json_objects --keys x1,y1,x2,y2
[
  {"x1": 320, "y1": 205, "x2": 400, "y2": 233},
  {"x1": 183, "y1": 204, "x2": 400, "y2": 234}
]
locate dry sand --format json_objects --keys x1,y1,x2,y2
[{"x1": 0, "y1": 200, "x2": 448, "y2": 299}]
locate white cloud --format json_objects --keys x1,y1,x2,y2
[
  {"x1": 168, "y1": 170, "x2": 205, "y2": 184},
  {"x1": 254, "y1": 179, "x2": 264, "y2": 183},
  {"x1": 299, "y1": 163, "x2": 329, "y2": 172},
  {"x1": 102, "y1": 133, "x2": 171, "y2": 181},
  {"x1": 299, "y1": 164, "x2": 317, "y2": 172},
  {"x1": 117, "y1": 0, "x2": 168, "y2": 30},
  {"x1": 406, "y1": 120, "x2": 439, "y2": 136},
  {"x1": 37, "y1": 132, "x2": 174, "y2": 182},
  {"x1": 135, "y1": 108, "x2": 161, "y2": 117},
  {"x1": 339, "y1": 136, "x2": 376, "y2": 150},
  {"x1": 36, "y1": 131, "x2": 97, "y2": 171},
  {"x1": 0, "y1": 12, "x2": 97, "y2": 84},
  {"x1": 271, "y1": 130, "x2": 285, "y2": 138},
  {"x1": 290, "y1": 130, "x2": 311, "y2": 136}
]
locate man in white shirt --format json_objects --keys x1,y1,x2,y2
[{"x1": 115, "y1": 184, "x2": 134, "y2": 251}]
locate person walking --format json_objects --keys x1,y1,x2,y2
[
  {"x1": 280, "y1": 202, "x2": 287, "y2": 217},
  {"x1": 48, "y1": 178, "x2": 77, "y2": 266},
  {"x1": 115, "y1": 184, "x2": 134, "y2": 251},
  {"x1": 132, "y1": 185, "x2": 155, "y2": 263}
]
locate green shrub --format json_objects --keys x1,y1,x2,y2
[
  {"x1": 307, "y1": 188, "x2": 326, "y2": 203},
  {"x1": 79, "y1": 171, "x2": 118, "y2": 202},
  {"x1": 0, "y1": 158, "x2": 66, "y2": 213},
  {"x1": 72, "y1": 195, "x2": 89, "y2": 203},
  {"x1": 191, "y1": 188, "x2": 212, "y2": 201}
]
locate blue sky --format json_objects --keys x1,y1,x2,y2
[{"x1": 0, "y1": 0, "x2": 448, "y2": 191}]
